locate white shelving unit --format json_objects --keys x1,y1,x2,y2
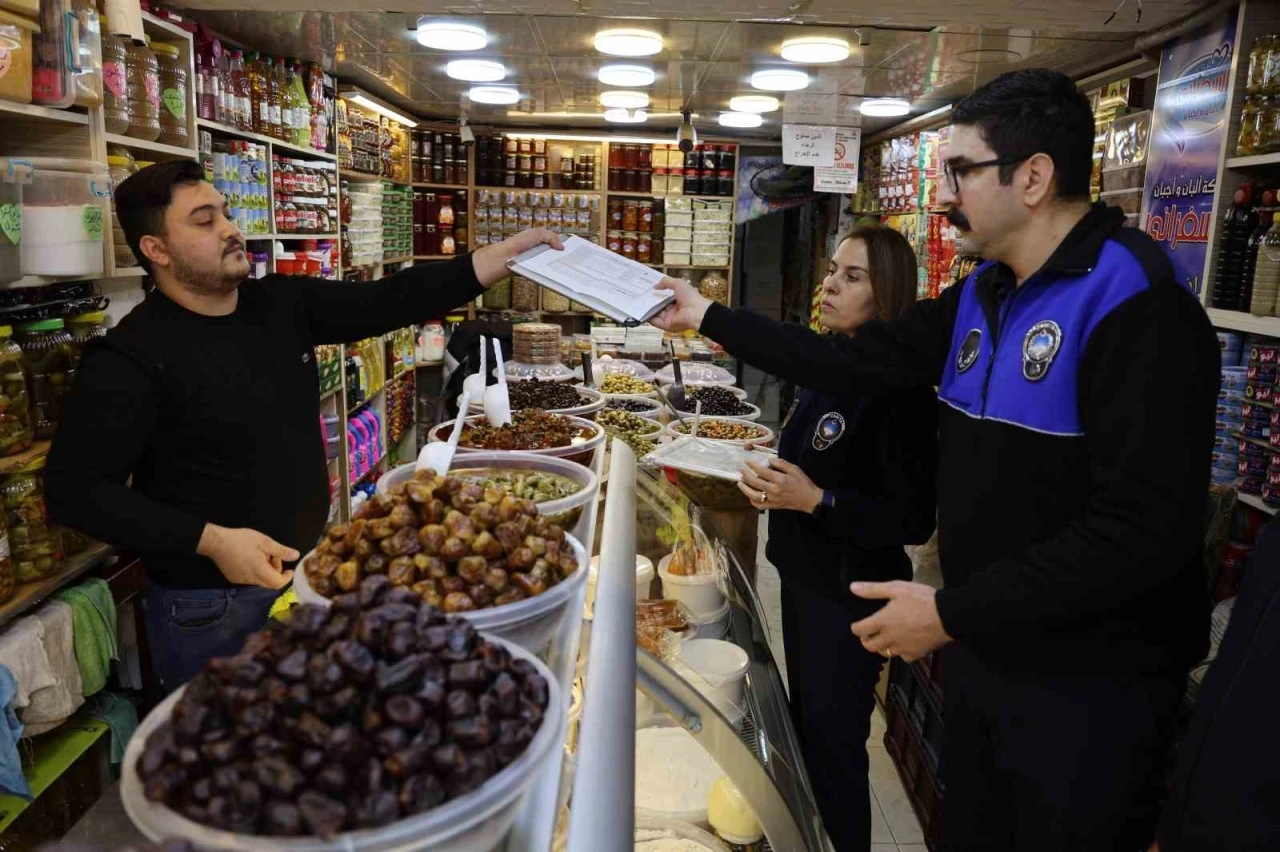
[
  {"x1": 1206, "y1": 307, "x2": 1280, "y2": 336},
  {"x1": 1237, "y1": 492, "x2": 1278, "y2": 516}
]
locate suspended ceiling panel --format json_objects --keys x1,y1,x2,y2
[{"x1": 179, "y1": 0, "x2": 1193, "y2": 137}]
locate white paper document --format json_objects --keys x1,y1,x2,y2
[{"x1": 507, "y1": 235, "x2": 674, "y2": 324}]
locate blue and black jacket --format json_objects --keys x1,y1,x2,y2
[{"x1": 704, "y1": 204, "x2": 1220, "y2": 675}]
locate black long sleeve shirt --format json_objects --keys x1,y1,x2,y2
[
  {"x1": 45, "y1": 256, "x2": 483, "y2": 588},
  {"x1": 703, "y1": 205, "x2": 1219, "y2": 676},
  {"x1": 767, "y1": 384, "x2": 937, "y2": 612}
]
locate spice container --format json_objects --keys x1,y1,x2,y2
[
  {"x1": 0, "y1": 158, "x2": 31, "y2": 285},
  {"x1": 153, "y1": 42, "x2": 188, "y2": 148},
  {"x1": 17, "y1": 318, "x2": 72, "y2": 439},
  {"x1": 0, "y1": 10, "x2": 37, "y2": 105},
  {"x1": 2, "y1": 457, "x2": 60, "y2": 582},
  {"x1": 0, "y1": 326, "x2": 32, "y2": 457},
  {"x1": 33, "y1": 0, "x2": 101, "y2": 109},
  {"x1": 698, "y1": 270, "x2": 729, "y2": 305},
  {"x1": 20, "y1": 161, "x2": 108, "y2": 278},
  {"x1": 512, "y1": 275, "x2": 541, "y2": 311},
  {"x1": 100, "y1": 22, "x2": 130, "y2": 132},
  {"x1": 107, "y1": 155, "x2": 136, "y2": 267},
  {"x1": 483, "y1": 275, "x2": 512, "y2": 310},
  {"x1": 125, "y1": 36, "x2": 160, "y2": 141},
  {"x1": 542, "y1": 288, "x2": 571, "y2": 312}
]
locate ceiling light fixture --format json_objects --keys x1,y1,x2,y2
[
  {"x1": 729, "y1": 94, "x2": 779, "y2": 113},
  {"x1": 604, "y1": 108, "x2": 649, "y2": 123},
  {"x1": 780, "y1": 36, "x2": 850, "y2": 64},
  {"x1": 860, "y1": 97, "x2": 911, "y2": 117},
  {"x1": 468, "y1": 85, "x2": 521, "y2": 105},
  {"x1": 599, "y1": 90, "x2": 650, "y2": 109},
  {"x1": 750, "y1": 69, "x2": 809, "y2": 91},
  {"x1": 594, "y1": 28, "x2": 664, "y2": 57},
  {"x1": 446, "y1": 59, "x2": 505, "y2": 82},
  {"x1": 598, "y1": 64, "x2": 655, "y2": 87},
  {"x1": 415, "y1": 19, "x2": 487, "y2": 51},
  {"x1": 340, "y1": 90, "x2": 417, "y2": 127},
  {"x1": 718, "y1": 111, "x2": 763, "y2": 128}
]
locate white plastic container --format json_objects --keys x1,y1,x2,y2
[
  {"x1": 428, "y1": 413, "x2": 606, "y2": 470},
  {"x1": 689, "y1": 599, "x2": 730, "y2": 640},
  {"x1": 664, "y1": 416, "x2": 775, "y2": 448},
  {"x1": 657, "y1": 552, "x2": 724, "y2": 617},
  {"x1": 680, "y1": 638, "x2": 750, "y2": 720},
  {"x1": 655, "y1": 362, "x2": 733, "y2": 386},
  {"x1": 377, "y1": 452, "x2": 599, "y2": 553},
  {"x1": 635, "y1": 723, "x2": 725, "y2": 827},
  {"x1": 122, "y1": 633, "x2": 565, "y2": 852},
  {"x1": 634, "y1": 816, "x2": 730, "y2": 852},
  {"x1": 586, "y1": 553, "x2": 655, "y2": 617},
  {"x1": 573, "y1": 358, "x2": 655, "y2": 382},
  {"x1": 294, "y1": 531, "x2": 589, "y2": 655},
  {"x1": 20, "y1": 160, "x2": 109, "y2": 277}
]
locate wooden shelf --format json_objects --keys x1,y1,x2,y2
[
  {"x1": 382, "y1": 255, "x2": 413, "y2": 265},
  {"x1": 347, "y1": 383, "x2": 385, "y2": 414},
  {"x1": 340, "y1": 168, "x2": 393, "y2": 183},
  {"x1": 0, "y1": 713, "x2": 109, "y2": 832},
  {"x1": 195, "y1": 118, "x2": 337, "y2": 162},
  {"x1": 102, "y1": 133, "x2": 197, "y2": 160},
  {"x1": 605, "y1": 191, "x2": 734, "y2": 203},
  {"x1": 1238, "y1": 492, "x2": 1278, "y2": 516},
  {"x1": 104, "y1": 267, "x2": 146, "y2": 279},
  {"x1": 1206, "y1": 307, "x2": 1280, "y2": 336},
  {"x1": 0, "y1": 542, "x2": 114, "y2": 631},
  {"x1": 140, "y1": 10, "x2": 192, "y2": 40},
  {"x1": 0, "y1": 101, "x2": 88, "y2": 126},
  {"x1": 1226, "y1": 152, "x2": 1280, "y2": 170},
  {"x1": 413, "y1": 255, "x2": 458, "y2": 261},
  {"x1": 412, "y1": 182, "x2": 468, "y2": 190}
]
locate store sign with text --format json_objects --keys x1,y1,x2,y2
[
  {"x1": 814, "y1": 128, "x2": 861, "y2": 194},
  {"x1": 1141, "y1": 6, "x2": 1238, "y2": 296}
]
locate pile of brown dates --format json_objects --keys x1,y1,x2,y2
[
  {"x1": 304, "y1": 468, "x2": 580, "y2": 613},
  {"x1": 135, "y1": 585, "x2": 549, "y2": 838}
]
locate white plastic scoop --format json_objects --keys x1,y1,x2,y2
[
  {"x1": 418, "y1": 388, "x2": 472, "y2": 474},
  {"x1": 484, "y1": 337, "x2": 512, "y2": 427},
  {"x1": 462, "y1": 335, "x2": 488, "y2": 402}
]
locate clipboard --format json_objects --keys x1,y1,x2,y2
[{"x1": 506, "y1": 235, "x2": 675, "y2": 326}]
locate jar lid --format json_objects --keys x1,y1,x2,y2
[
  {"x1": 107, "y1": 155, "x2": 133, "y2": 168},
  {"x1": 152, "y1": 42, "x2": 180, "y2": 57},
  {"x1": 70, "y1": 311, "x2": 105, "y2": 324},
  {"x1": 19, "y1": 319, "x2": 65, "y2": 333}
]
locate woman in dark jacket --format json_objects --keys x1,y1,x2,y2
[{"x1": 739, "y1": 224, "x2": 938, "y2": 852}]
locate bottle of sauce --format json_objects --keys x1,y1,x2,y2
[
  {"x1": 1214, "y1": 184, "x2": 1257, "y2": 310},
  {"x1": 247, "y1": 51, "x2": 268, "y2": 135},
  {"x1": 1239, "y1": 188, "x2": 1276, "y2": 313},
  {"x1": 1250, "y1": 212, "x2": 1280, "y2": 317}
]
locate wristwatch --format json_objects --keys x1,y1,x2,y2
[{"x1": 812, "y1": 489, "x2": 836, "y2": 520}]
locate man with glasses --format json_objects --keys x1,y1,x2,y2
[{"x1": 651, "y1": 68, "x2": 1219, "y2": 850}]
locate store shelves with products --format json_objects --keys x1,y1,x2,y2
[
  {"x1": 195, "y1": 118, "x2": 337, "y2": 162},
  {"x1": 1207, "y1": 308, "x2": 1280, "y2": 335},
  {"x1": 101, "y1": 133, "x2": 196, "y2": 161},
  {"x1": 0, "y1": 101, "x2": 89, "y2": 126}
]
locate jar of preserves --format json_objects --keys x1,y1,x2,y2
[
  {"x1": 638, "y1": 201, "x2": 653, "y2": 232},
  {"x1": 125, "y1": 36, "x2": 160, "y2": 142},
  {"x1": 1239, "y1": 96, "x2": 1263, "y2": 156},
  {"x1": 153, "y1": 42, "x2": 188, "y2": 148},
  {"x1": 0, "y1": 327, "x2": 33, "y2": 458},
  {"x1": 622, "y1": 200, "x2": 639, "y2": 231},
  {"x1": 438, "y1": 195, "x2": 455, "y2": 227},
  {"x1": 608, "y1": 199, "x2": 624, "y2": 229},
  {"x1": 637, "y1": 233, "x2": 652, "y2": 263},
  {"x1": 101, "y1": 25, "x2": 131, "y2": 135},
  {"x1": 606, "y1": 230, "x2": 623, "y2": 254},
  {"x1": 67, "y1": 311, "x2": 106, "y2": 370},
  {"x1": 0, "y1": 504, "x2": 13, "y2": 603},
  {"x1": 621, "y1": 232, "x2": 637, "y2": 260},
  {"x1": 16, "y1": 319, "x2": 72, "y2": 440},
  {"x1": 2, "y1": 457, "x2": 60, "y2": 582},
  {"x1": 1261, "y1": 97, "x2": 1280, "y2": 154},
  {"x1": 699, "y1": 270, "x2": 729, "y2": 304}
]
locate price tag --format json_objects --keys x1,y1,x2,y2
[
  {"x1": 0, "y1": 204, "x2": 19, "y2": 246},
  {"x1": 82, "y1": 205, "x2": 104, "y2": 240},
  {"x1": 162, "y1": 88, "x2": 186, "y2": 120}
]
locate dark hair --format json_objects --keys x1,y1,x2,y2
[
  {"x1": 114, "y1": 159, "x2": 207, "y2": 276},
  {"x1": 838, "y1": 224, "x2": 918, "y2": 322},
  {"x1": 951, "y1": 68, "x2": 1094, "y2": 202}
]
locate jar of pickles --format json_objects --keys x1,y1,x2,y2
[
  {"x1": 0, "y1": 327, "x2": 33, "y2": 458},
  {"x1": 0, "y1": 505, "x2": 12, "y2": 603},
  {"x1": 17, "y1": 319, "x2": 73, "y2": 440},
  {"x1": 67, "y1": 311, "x2": 106, "y2": 369},
  {"x1": 2, "y1": 457, "x2": 60, "y2": 582},
  {"x1": 153, "y1": 42, "x2": 188, "y2": 148}
]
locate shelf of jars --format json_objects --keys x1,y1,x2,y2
[
  {"x1": 1226, "y1": 152, "x2": 1280, "y2": 169},
  {"x1": 102, "y1": 133, "x2": 197, "y2": 160}
]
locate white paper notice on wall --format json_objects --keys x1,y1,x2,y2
[
  {"x1": 782, "y1": 125, "x2": 837, "y2": 167},
  {"x1": 783, "y1": 92, "x2": 840, "y2": 125},
  {"x1": 814, "y1": 127, "x2": 862, "y2": 194}
]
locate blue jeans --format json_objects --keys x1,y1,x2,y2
[{"x1": 143, "y1": 583, "x2": 280, "y2": 695}]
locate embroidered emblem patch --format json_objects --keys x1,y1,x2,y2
[
  {"x1": 1022, "y1": 320, "x2": 1062, "y2": 381},
  {"x1": 956, "y1": 328, "x2": 982, "y2": 373},
  {"x1": 812, "y1": 411, "x2": 846, "y2": 451}
]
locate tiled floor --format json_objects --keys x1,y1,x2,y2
[{"x1": 756, "y1": 523, "x2": 928, "y2": 852}]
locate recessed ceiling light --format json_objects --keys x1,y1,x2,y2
[
  {"x1": 750, "y1": 69, "x2": 809, "y2": 92},
  {"x1": 598, "y1": 64, "x2": 655, "y2": 87},
  {"x1": 860, "y1": 97, "x2": 911, "y2": 117},
  {"x1": 780, "y1": 36, "x2": 849, "y2": 64},
  {"x1": 599, "y1": 90, "x2": 650, "y2": 109},
  {"x1": 604, "y1": 108, "x2": 648, "y2": 123},
  {"x1": 719, "y1": 111, "x2": 763, "y2": 128},
  {"x1": 446, "y1": 59, "x2": 505, "y2": 82},
  {"x1": 416, "y1": 20, "x2": 487, "y2": 51},
  {"x1": 729, "y1": 95, "x2": 779, "y2": 113},
  {"x1": 594, "y1": 28, "x2": 664, "y2": 57},
  {"x1": 469, "y1": 85, "x2": 521, "y2": 105}
]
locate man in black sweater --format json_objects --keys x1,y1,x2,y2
[
  {"x1": 653, "y1": 69, "x2": 1219, "y2": 850},
  {"x1": 45, "y1": 160, "x2": 559, "y2": 692}
]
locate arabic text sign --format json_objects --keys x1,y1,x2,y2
[
  {"x1": 1140, "y1": 7, "x2": 1237, "y2": 296},
  {"x1": 783, "y1": 125, "x2": 836, "y2": 167},
  {"x1": 814, "y1": 127, "x2": 861, "y2": 194}
]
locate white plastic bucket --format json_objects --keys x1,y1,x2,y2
[
  {"x1": 657, "y1": 553, "x2": 724, "y2": 617},
  {"x1": 679, "y1": 638, "x2": 750, "y2": 723},
  {"x1": 121, "y1": 634, "x2": 565, "y2": 852}
]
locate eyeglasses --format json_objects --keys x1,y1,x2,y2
[{"x1": 943, "y1": 156, "x2": 1029, "y2": 194}]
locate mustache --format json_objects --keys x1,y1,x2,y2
[
  {"x1": 223, "y1": 241, "x2": 244, "y2": 255},
  {"x1": 946, "y1": 209, "x2": 971, "y2": 231}
]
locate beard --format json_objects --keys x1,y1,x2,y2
[{"x1": 170, "y1": 245, "x2": 248, "y2": 295}]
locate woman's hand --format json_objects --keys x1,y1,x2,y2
[
  {"x1": 472, "y1": 228, "x2": 564, "y2": 287},
  {"x1": 648, "y1": 276, "x2": 713, "y2": 332},
  {"x1": 738, "y1": 458, "x2": 823, "y2": 513}
]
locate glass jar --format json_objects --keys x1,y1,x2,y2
[
  {"x1": 606, "y1": 230, "x2": 622, "y2": 255},
  {"x1": 438, "y1": 195, "x2": 455, "y2": 227},
  {"x1": 2, "y1": 457, "x2": 60, "y2": 582},
  {"x1": 483, "y1": 277, "x2": 512, "y2": 310},
  {"x1": 101, "y1": 26, "x2": 131, "y2": 135},
  {"x1": 153, "y1": 42, "x2": 188, "y2": 148},
  {"x1": 1239, "y1": 96, "x2": 1262, "y2": 156},
  {"x1": 638, "y1": 201, "x2": 653, "y2": 232},
  {"x1": 67, "y1": 311, "x2": 106, "y2": 370},
  {"x1": 0, "y1": 327, "x2": 33, "y2": 458},
  {"x1": 699, "y1": 270, "x2": 729, "y2": 304},
  {"x1": 637, "y1": 233, "x2": 652, "y2": 263},
  {"x1": 0, "y1": 502, "x2": 12, "y2": 603},
  {"x1": 621, "y1": 232, "x2": 637, "y2": 260},
  {"x1": 622, "y1": 200, "x2": 639, "y2": 230},
  {"x1": 16, "y1": 319, "x2": 73, "y2": 440},
  {"x1": 125, "y1": 37, "x2": 160, "y2": 142}
]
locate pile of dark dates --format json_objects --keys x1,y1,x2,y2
[
  {"x1": 506, "y1": 378, "x2": 584, "y2": 411},
  {"x1": 304, "y1": 468, "x2": 579, "y2": 613},
  {"x1": 676, "y1": 385, "x2": 752, "y2": 417},
  {"x1": 136, "y1": 586, "x2": 549, "y2": 838},
  {"x1": 605, "y1": 397, "x2": 657, "y2": 414}
]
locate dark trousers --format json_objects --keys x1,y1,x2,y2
[
  {"x1": 940, "y1": 644, "x2": 1183, "y2": 852},
  {"x1": 143, "y1": 583, "x2": 279, "y2": 695},
  {"x1": 781, "y1": 582, "x2": 885, "y2": 852}
]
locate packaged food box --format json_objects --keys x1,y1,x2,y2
[
  {"x1": 1242, "y1": 401, "x2": 1269, "y2": 419},
  {"x1": 667, "y1": 198, "x2": 693, "y2": 213},
  {"x1": 692, "y1": 232, "x2": 730, "y2": 246},
  {"x1": 692, "y1": 252, "x2": 729, "y2": 267},
  {"x1": 1241, "y1": 421, "x2": 1270, "y2": 438},
  {"x1": 1212, "y1": 466, "x2": 1239, "y2": 485},
  {"x1": 1263, "y1": 483, "x2": 1280, "y2": 506},
  {"x1": 1222, "y1": 366, "x2": 1249, "y2": 389},
  {"x1": 1248, "y1": 363, "x2": 1277, "y2": 383},
  {"x1": 665, "y1": 226, "x2": 692, "y2": 241},
  {"x1": 1239, "y1": 455, "x2": 1269, "y2": 477},
  {"x1": 1251, "y1": 344, "x2": 1280, "y2": 364},
  {"x1": 666, "y1": 252, "x2": 691, "y2": 267},
  {"x1": 1213, "y1": 433, "x2": 1240, "y2": 454},
  {"x1": 1103, "y1": 111, "x2": 1151, "y2": 170},
  {"x1": 1218, "y1": 331, "x2": 1244, "y2": 351},
  {"x1": 1238, "y1": 439, "x2": 1271, "y2": 459},
  {"x1": 1212, "y1": 449, "x2": 1240, "y2": 469},
  {"x1": 1240, "y1": 475, "x2": 1265, "y2": 495},
  {"x1": 1217, "y1": 402, "x2": 1245, "y2": 422},
  {"x1": 1270, "y1": 468, "x2": 1280, "y2": 488}
]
